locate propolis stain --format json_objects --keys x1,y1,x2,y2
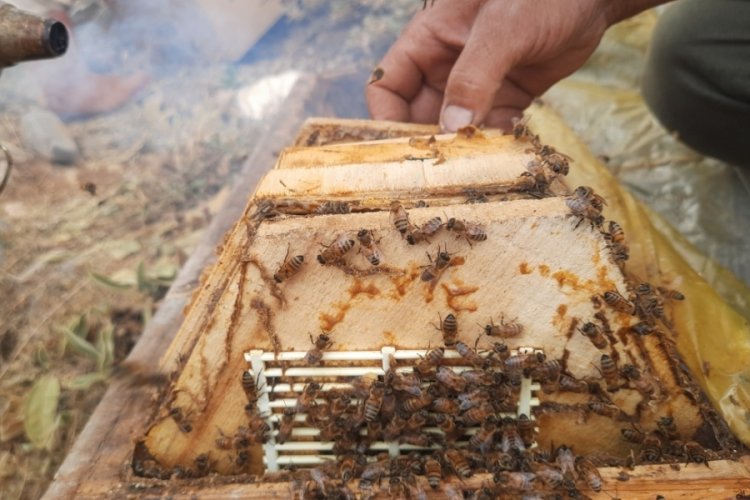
[
  {"x1": 319, "y1": 302, "x2": 350, "y2": 331},
  {"x1": 349, "y1": 279, "x2": 380, "y2": 299},
  {"x1": 519, "y1": 262, "x2": 532, "y2": 275}
]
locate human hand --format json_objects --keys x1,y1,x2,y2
[{"x1": 366, "y1": 0, "x2": 655, "y2": 132}]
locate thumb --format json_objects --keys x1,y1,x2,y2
[{"x1": 439, "y1": 19, "x2": 516, "y2": 132}]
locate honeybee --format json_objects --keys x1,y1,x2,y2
[
  {"x1": 364, "y1": 381, "x2": 385, "y2": 422},
  {"x1": 602, "y1": 290, "x2": 636, "y2": 314},
  {"x1": 588, "y1": 400, "x2": 623, "y2": 419},
  {"x1": 620, "y1": 426, "x2": 645, "y2": 444},
  {"x1": 455, "y1": 341, "x2": 486, "y2": 368},
  {"x1": 357, "y1": 229, "x2": 384, "y2": 266},
  {"x1": 639, "y1": 434, "x2": 662, "y2": 462},
  {"x1": 684, "y1": 441, "x2": 709, "y2": 466},
  {"x1": 447, "y1": 217, "x2": 487, "y2": 244},
  {"x1": 575, "y1": 456, "x2": 603, "y2": 492},
  {"x1": 390, "y1": 201, "x2": 413, "y2": 237},
  {"x1": 389, "y1": 371, "x2": 422, "y2": 397},
  {"x1": 566, "y1": 185, "x2": 606, "y2": 227},
  {"x1": 539, "y1": 148, "x2": 571, "y2": 177},
  {"x1": 296, "y1": 382, "x2": 320, "y2": 412},
  {"x1": 169, "y1": 406, "x2": 193, "y2": 433},
  {"x1": 276, "y1": 407, "x2": 296, "y2": 444},
  {"x1": 436, "y1": 313, "x2": 458, "y2": 347},
  {"x1": 317, "y1": 234, "x2": 355, "y2": 264},
  {"x1": 462, "y1": 403, "x2": 495, "y2": 425},
  {"x1": 483, "y1": 316, "x2": 524, "y2": 338},
  {"x1": 436, "y1": 366, "x2": 467, "y2": 392},
  {"x1": 215, "y1": 429, "x2": 232, "y2": 450},
  {"x1": 273, "y1": 245, "x2": 305, "y2": 283},
  {"x1": 414, "y1": 347, "x2": 444, "y2": 376},
  {"x1": 555, "y1": 445, "x2": 576, "y2": 479},
  {"x1": 559, "y1": 374, "x2": 589, "y2": 393},
  {"x1": 535, "y1": 466, "x2": 564, "y2": 488},
  {"x1": 436, "y1": 414, "x2": 462, "y2": 441},
  {"x1": 500, "y1": 417, "x2": 525, "y2": 452},
  {"x1": 338, "y1": 455, "x2": 360, "y2": 482},
  {"x1": 315, "y1": 201, "x2": 351, "y2": 214},
  {"x1": 399, "y1": 433, "x2": 435, "y2": 448},
  {"x1": 511, "y1": 115, "x2": 536, "y2": 141},
  {"x1": 599, "y1": 354, "x2": 620, "y2": 391},
  {"x1": 517, "y1": 414, "x2": 535, "y2": 447},
  {"x1": 657, "y1": 416, "x2": 679, "y2": 441},
  {"x1": 369, "y1": 67, "x2": 385, "y2": 84},
  {"x1": 489, "y1": 341, "x2": 510, "y2": 363},
  {"x1": 407, "y1": 216, "x2": 443, "y2": 245},
  {"x1": 469, "y1": 421, "x2": 497, "y2": 453},
  {"x1": 383, "y1": 414, "x2": 409, "y2": 440},
  {"x1": 631, "y1": 321, "x2": 655, "y2": 335},
  {"x1": 248, "y1": 413, "x2": 271, "y2": 443},
  {"x1": 241, "y1": 371, "x2": 261, "y2": 405},
  {"x1": 460, "y1": 369, "x2": 494, "y2": 386},
  {"x1": 657, "y1": 286, "x2": 685, "y2": 301},
  {"x1": 304, "y1": 332, "x2": 333, "y2": 365},
  {"x1": 401, "y1": 391, "x2": 434, "y2": 412},
  {"x1": 433, "y1": 397, "x2": 461, "y2": 414},
  {"x1": 251, "y1": 199, "x2": 279, "y2": 220},
  {"x1": 580, "y1": 322, "x2": 608, "y2": 349},
  {"x1": 420, "y1": 247, "x2": 452, "y2": 282},
  {"x1": 444, "y1": 449, "x2": 473, "y2": 478},
  {"x1": 424, "y1": 456, "x2": 443, "y2": 489},
  {"x1": 622, "y1": 364, "x2": 656, "y2": 397}
]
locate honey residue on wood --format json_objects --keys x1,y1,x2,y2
[
  {"x1": 319, "y1": 302, "x2": 351, "y2": 331},
  {"x1": 538, "y1": 264, "x2": 550, "y2": 277},
  {"x1": 348, "y1": 279, "x2": 380, "y2": 299},
  {"x1": 519, "y1": 262, "x2": 532, "y2": 275},
  {"x1": 441, "y1": 280, "x2": 479, "y2": 312},
  {"x1": 389, "y1": 265, "x2": 419, "y2": 299}
]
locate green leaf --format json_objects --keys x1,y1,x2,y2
[
  {"x1": 62, "y1": 328, "x2": 101, "y2": 363},
  {"x1": 67, "y1": 372, "x2": 108, "y2": 391},
  {"x1": 97, "y1": 325, "x2": 115, "y2": 372},
  {"x1": 136, "y1": 261, "x2": 148, "y2": 293},
  {"x1": 70, "y1": 314, "x2": 87, "y2": 338},
  {"x1": 89, "y1": 272, "x2": 132, "y2": 290},
  {"x1": 24, "y1": 375, "x2": 60, "y2": 449}
]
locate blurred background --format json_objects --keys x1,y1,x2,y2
[{"x1": 0, "y1": 1, "x2": 748, "y2": 498}]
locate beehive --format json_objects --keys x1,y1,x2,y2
[{"x1": 126, "y1": 120, "x2": 748, "y2": 498}]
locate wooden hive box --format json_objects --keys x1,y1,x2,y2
[{"x1": 46, "y1": 117, "x2": 750, "y2": 499}]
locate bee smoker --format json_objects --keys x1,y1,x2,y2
[{"x1": 0, "y1": 1, "x2": 69, "y2": 193}]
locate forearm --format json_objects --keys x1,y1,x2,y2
[{"x1": 604, "y1": 0, "x2": 674, "y2": 24}]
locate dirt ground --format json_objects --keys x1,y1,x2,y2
[{"x1": 1, "y1": 2, "x2": 749, "y2": 499}]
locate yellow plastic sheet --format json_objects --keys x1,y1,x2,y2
[{"x1": 528, "y1": 104, "x2": 750, "y2": 447}]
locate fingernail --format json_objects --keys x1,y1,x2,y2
[{"x1": 440, "y1": 105, "x2": 473, "y2": 132}]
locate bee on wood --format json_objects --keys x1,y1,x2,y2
[
  {"x1": 603, "y1": 290, "x2": 636, "y2": 314},
  {"x1": 461, "y1": 369, "x2": 495, "y2": 386},
  {"x1": 463, "y1": 403, "x2": 496, "y2": 426},
  {"x1": 364, "y1": 380, "x2": 385, "y2": 422},
  {"x1": 389, "y1": 370, "x2": 422, "y2": 397},
  {"x1": 433, "y1": 397, "x2": 461, "y2": 414},
  {"x1": 684, "y1": 441, "x2": 710, "y2": 466},
  {"x1": 235, "y1": 450, "x2": 249, "y2": 469},
  {"x1": 533, "y1": 359, "x2": 562, "y2": 384},
  {"x1": 215, "y1": 429, "x2": 232, "y2": 450},
  {"x1": 657, "y1": 416, "x2": 679, "y2": 441},
  {"x1": 405, "y1": 410, "x2": 430, "y2": 433},
  {"x1": 273, "y1": 245, "x2": 305, "y2": 283},
  {"x1": 600, "y1": 354, "x2": 620, "y2": 391},
  {"x1": 436, "y1": 414, "x2": 462, "y2": 441},
  {"x1": 606, "y1": 220, "x2": 627, "y2": 246},
  {"x1": 414, "y1": 347, "x2": 444, "y2": 376},
  {"x1": 588, "y1": 400, "x2": 623, "y2": 419},
  {"x1": 511, "y1": 115, "x2": 536, "y2": 141},
  {"x1": 390, "y1": 201, "x2": 413, "y2": 237},
  {"x1": 304, "y1": 332, "x2": 333, "y2": 365},
  {"x1": 241, "y1": 371, "x2": 262, "y2": 405},
  {"x1": 621, "y1": 426, "x2": 645, "y2": 444},
  {"x1": 249, "y1": 413, "x2": 271, "y2": 443},
  {"x1": 535, "y1": 466, "x2": 565, "y2": 488},
  {"x1": 447, "y1": 217, "x2": 487, "y2": 244},
  {"x1": 455, "y1": 341, "x2": 486, "y2": 368},
  {"x1": 489, "y1": 341, "x2": 510, "y2": 363},
  {"x1": 657, "y1": 286, "x2": 685, "y2": 301},
  {"x1": 500, "y1": 417, "x2": 525, "y2": 452},
  {"x1": 296, "y1": 382, "x2": 320, "y2": 413},
  {"x1": 338, "y1": 455, "x2": 360, "y2": 482},
  {"x1": 399, "y1": 433, "x2": 435, "y2": 448},
  {"x1": 631, "y1": 321, "x2": 655, "y2": 335},
  {"x1": 465, "y1": 188, "x2": 489, "y2": 204},
  {"x1": 559, "y1": 374, "x2": 590, "y2": 393},
  {"x1": 168, "y1": 406, "x2": 193, "y2": 433},
  {"x1": 357, "y1": 229, "x2": 384, "y2": 266},
  {"x1": 457, "y1": 388, "x2": 490, "y2": 411},
  {"x1": 193, "y1": 453, "x2": 210, "y2": 476},
  {"x1": 621, "y1": 364, "x2": 655, "y2": 397},
  {"x1": 566, "y1": 185, "x2": 606, "y2": 228},
  {"x1": 575, "y1": 457, "x2": 603, "y2": 492},
  {"x1": 424, "y1": 455, "x2": 443, "y2": 489},
  {"x1": 276, "y1": 407, "x2": 296, "y2": 444},
  {"x1": 469, "y1": 421, "x2": 497, "y2": 453},
  {"x1": 580, "y1": 322, "x2": 608, "y2": 349},
  {"x1": 317, "y1": 234, "x2": 355, "y2": 265},
  {"x1": 540, "y1": 149, "x2": 571, "y2": 177},
  {"x1": 436, "y1": 313, "x2": 458, "y2": 347},
  {"x1": 555, "y1": 445, "x2": 576, "y2": 479},
  {"x1": 436, "y1": 366, "x2": 467, "y2": 392},
  {"x1": 484, "y1": 316, "x2": 524, "y2": 338},
  {"x1": 639, "y1": 434, "x2": 662, "y2": 462},
  {"x1": 401, "y1": 391, "x2": 434, "y2": 412},
  {"x1": 251, "y1": 199, "x2": 279, "y2": 220},
  {"x1": 407, "y1": 216, "x2": 443, "y2": 245},
  {"x1": 420, "y1": 247, "x2": 453, "y2": 282},
  {"x1": 315, "y1": 201, "x2": 351, "y2": 215},
  {"x1": 360, "y1": 458, "x2": 389, "y2": 483},
  {"x1": 444, "y1": 449, "x2": 473, "y2": 479},
  {"x1": 383, "y1": 414, "x2": 409, "y2": 440}
]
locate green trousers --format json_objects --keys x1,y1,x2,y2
[{"x1": 641, "y1": 0, "x2": 750, "y2": 167}]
